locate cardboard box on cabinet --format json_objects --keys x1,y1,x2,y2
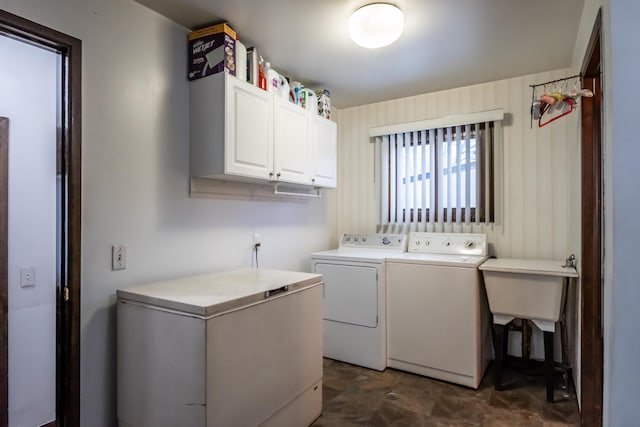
[{"x1": 188, "y1": 23, "x2": 237, "y2": 81}]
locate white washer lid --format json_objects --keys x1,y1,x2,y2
[
  {"x1": 479, "y1": 258, "x2": 578, "y2": 277},
  {"x1": 388, "y1": 252, "x2": 488, "y2": 267}
]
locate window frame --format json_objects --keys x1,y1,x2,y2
[{"x1": 383, "y1": 122, "x2": 495, "y2": 224}]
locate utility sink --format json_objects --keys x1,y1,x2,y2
[{"x1": 479, "y1": 258, "x2": 578, "y2": 332}]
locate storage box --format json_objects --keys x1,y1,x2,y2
[
  {"x1": 246, "y1": 46, "x2": 259, "y2": 86},
  {"x1": 315, "y1": 89, "x2": 331, "y2": 119},
  {"x1": 188, "y1": 23, "x2": 237, "y2": 81}
]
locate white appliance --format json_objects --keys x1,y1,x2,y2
[
  {"x1": 386, "y1": 232, "x2": 490, "y2": 388},
  {"x1": 311, "y1": 233, "x2": 408, "y2": 371},
  {"x1": 117, "y1": 268, "x2": 323, "y2": 427}
]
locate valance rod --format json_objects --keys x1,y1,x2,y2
[{"x1": 368, "y1": 109, "x2": 504, "y2": 138}]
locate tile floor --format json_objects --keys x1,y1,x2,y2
[{"x1": 312, "y1": 358, "x2": 580, "y2": 426}]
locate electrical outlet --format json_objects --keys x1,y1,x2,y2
[
  {"x1": 112, "y1": 244, "x2": 127, "y2": 270},
  {"x1": 253, "y1": 234, "x2": 261, "y2": 247}
]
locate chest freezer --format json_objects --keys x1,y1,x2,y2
[{"x1": 117, "y1": 268, "x2": 324, "y2": 427}]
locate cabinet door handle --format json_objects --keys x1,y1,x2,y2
[
  {"x1": 269, "y1": 171, "x2": 274, "y2": 177},
  {"x1": 312, "y1": 178, "x2": 316, "y2": 183},
  {"x1": 276, "y1": 172, "x2": 281, "y2": 178}
]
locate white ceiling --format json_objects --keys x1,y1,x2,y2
[{"x1": 134, "y1": 0, "x2": 585, "y2": 108}]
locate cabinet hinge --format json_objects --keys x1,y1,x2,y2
[{"x1": 64, "y1": 287, "x2": 69, "y2": 302}]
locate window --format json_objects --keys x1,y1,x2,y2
[{"x1": 372, "y1": 110, "x2": 502, "y2": 227}]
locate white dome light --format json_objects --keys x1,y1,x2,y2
[{"x1": 348, "y1": 3, "x2": 404, "y2": 49}]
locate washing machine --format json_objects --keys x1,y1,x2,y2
[
  {"x1": 386, "y1": 232, "x2": 490, "y2": 388},
  {"x1": 311, "y1": 234, "x2": 407, "y2": 371}
]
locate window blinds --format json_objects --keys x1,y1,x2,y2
[{"x1": 373, "y1": 110, "x2": 503, "y2": 231}]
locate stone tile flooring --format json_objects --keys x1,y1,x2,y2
[{"x1": 311, "y1": 358, "x2": 580, "y2": 426}]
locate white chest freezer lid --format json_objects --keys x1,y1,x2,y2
[
  {"x1": 116, "y1": 268, "x2": 322, "y2": 317},
  {"x1": 479, "y1": 258, "x2": 578, "y2": 277}
]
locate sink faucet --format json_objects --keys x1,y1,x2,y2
[{"x1": 563, "y1": 254, "x2": 576, "y2": 268}]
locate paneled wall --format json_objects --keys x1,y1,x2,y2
[{"x1": 336, "y1": 69, "x2": 580, "y2": 260}]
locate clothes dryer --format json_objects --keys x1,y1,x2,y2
[{"x1": 311, "y1": 234, "x2": 407, "y2": 371}]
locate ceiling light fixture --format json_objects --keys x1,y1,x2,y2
[{"x1": 348, "y1": 3, "x2": 404, "y2": 49}]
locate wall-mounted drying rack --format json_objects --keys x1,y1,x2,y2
[
  {"x1": 190, "y1": 177, "x2": 322, "y2": 202},
  {"x1": 529, "y1": 74, "x2": 593, "y2": 128},
  {"x1": 273, "y1": 182, "x2": 322, "y2": 198}
]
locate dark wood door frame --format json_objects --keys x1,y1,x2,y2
[
  {"x1": 580, "y1": 9, "x2": 603, "y2": 427},
  {"x1": 0, "y1": 117, "x2": 8, "y2": 427},
  {"x1": 0, "y1": 10, "x2": 81, "y2": 427}
]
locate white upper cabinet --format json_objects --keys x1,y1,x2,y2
[
  {"x1": 310, "y1": 115, "x2": 337, "y2": 188},
  {"x1": 225, "y1": 77, "x2": 274, "y2": 179},
  {"x1": 274, "y1": 98, "x2": 312, "y2": 185},
  {"x1": 191, "y1": 73, "x2": 273, "y2": 181},
  {"x1": 190, "y1": 72, "x2": 337, "y2": 189}
]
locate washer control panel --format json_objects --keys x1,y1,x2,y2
[
  {"x1": 408, "y1": 232, "x2": 487, "y2": 256},
  {"x1": 339, "y1": 233, "x2": 408, "y2": 250}
]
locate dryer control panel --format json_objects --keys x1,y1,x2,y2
[
  {"x1": 408, "y1": 232, "x2": 487, "y2": 256},
  {"x1": 339, "y1": 234, "x2": 408, "y2": 251}
]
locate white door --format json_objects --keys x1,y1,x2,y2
[
  {"x1": 0, "y1": 34, "x2": 57, "y2": 427},
  {"x1": 314, "y1": 262, "x2": 378, "y2": 327},
  {"x1": 273, "y1": 99, "x2": 311, "y2": 184},
  {"x1": 225, "y1": 77, "x2": 274, "y2": 179}
]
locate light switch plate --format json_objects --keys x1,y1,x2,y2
[
  {"x1": 20, "y1": 266, "x2": 36, "y2": 287},
  {"x1": 112, "y1": 244, "x2": 127, "y2": 270}
]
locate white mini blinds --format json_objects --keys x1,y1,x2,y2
[{"x1": 370, "y1": 110, "x2": 504, "y2": 230}]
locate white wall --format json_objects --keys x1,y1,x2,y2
[
  {"x1": 607, "y1": 2, "x2": 640, "y2": 423},
  {"x1": 0, "y1": 36, "x2": 58, "y2": 426},
  {"x1": 1, "y1": 0, "x2": 337, "y2": 425}
]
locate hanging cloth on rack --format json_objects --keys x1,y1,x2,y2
[
  {"x1": 529, "y1": 74, "x2": 593, "y2": 128},
  {"x1": 538, "y1": 98, "x2": 575, "y2": 127}
]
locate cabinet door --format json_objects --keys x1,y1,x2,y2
[
  {"x1": 310, "y1": 116, "x2": 337, "y2": 188},
  {"x1": 273, "y1": 99, "x2": 312, "y2": 184},
  {"x1": 225, "y1": 77, "x2": 274, "y2": 179}
]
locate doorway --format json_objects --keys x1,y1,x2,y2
[
  {"x1": 0, "y1": 10, "x2": 81, "y2": 427},
  {"x1": 580, "y1": 9, "x2": 603, "y2": 427}
]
